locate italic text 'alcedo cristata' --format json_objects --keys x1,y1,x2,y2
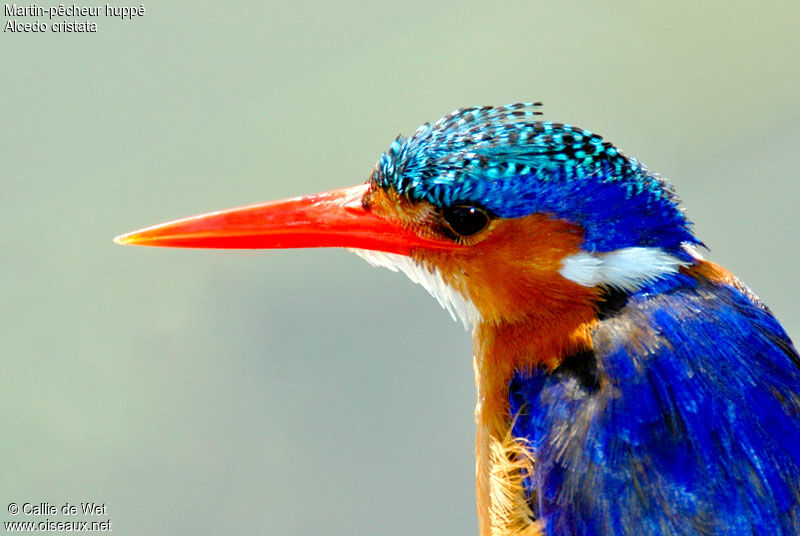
[{"x1": 116, "y1": 103, "x2": 800, "y2": 535}]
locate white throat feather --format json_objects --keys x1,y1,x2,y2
[{"x1": 349, "y1": 249, "x2": 478, "y2": 330}]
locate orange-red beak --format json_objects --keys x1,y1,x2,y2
[{"x1": 114, "y1": 183, "x2": 458, "y2": 256}]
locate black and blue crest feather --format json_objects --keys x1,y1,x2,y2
[{"x1": 372, "y1": 103, "x2": 699, "y2": 254}]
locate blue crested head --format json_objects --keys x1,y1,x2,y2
[{"x1": 371, "y1": 103, "x2": 700, "y2": 255}]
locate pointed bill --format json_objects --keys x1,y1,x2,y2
[{"x1": 114, "y1": 183, "x2": 458, "y2": 256}]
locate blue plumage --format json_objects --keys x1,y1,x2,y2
[
  {"x1": 372, "y1": 103, "x2": 699, "y2": 254},
  {"x1": 368, "y1": 104, "x2": 800, "y2": 532},
  {"x1": 117, "y1": 102, "x2": 800, "y2": 535},
  {"x1": 509, "y1": 271, "x2": 800, "y2": 534}
]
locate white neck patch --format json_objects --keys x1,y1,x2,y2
[
  {"x1": 559, "y1": 246, "x2": 692, "y2": 291},
  {"x1": 349, "y1": 249, "x2": 478, "y2": 330},
  {"x1": 351, "y1": 246, "x2": 692, "y2": 328}
]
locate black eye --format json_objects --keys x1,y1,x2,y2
[{"x1": 442, "y1": 205, "x2": 491, "y2": 238}]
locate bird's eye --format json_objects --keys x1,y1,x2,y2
[{"x1": 442, "y1": 205, "x2": 491, "y2": 238}]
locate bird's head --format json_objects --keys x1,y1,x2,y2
[{"x1": 116, "y1": 103, "x2": 699, "y2": 329}]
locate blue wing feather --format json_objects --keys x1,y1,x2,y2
[{"x1": 509, "y1": 272, "x2": 800, "y2": 535}]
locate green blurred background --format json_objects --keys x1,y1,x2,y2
[{"x1": 3, "y1": 1, "x2": 798, "y2": 533}]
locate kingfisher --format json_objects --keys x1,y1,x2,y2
[{"x1": 115, "y1": 103, "x2": 800, "y2": 535}]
